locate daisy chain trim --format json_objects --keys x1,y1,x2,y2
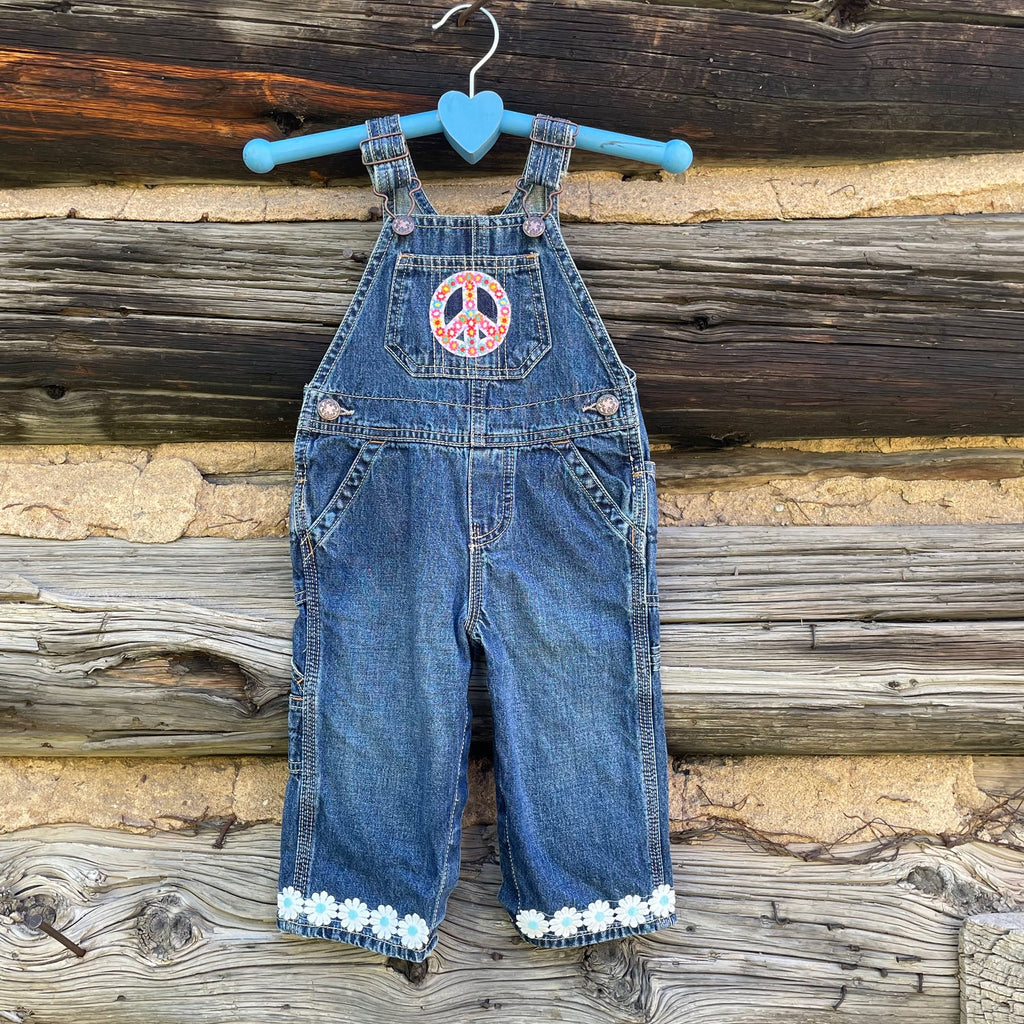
[
  {"x1": 515, "y1": 884, "x2": 676, "y2": 941},
  {"x1": 277, "y1": 886, "x2": 431, "y2": 950}
]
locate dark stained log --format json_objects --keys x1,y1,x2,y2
[
  {"x1": 3, "y1": 526, "x2": 1024, "y2": 757},
  {"x1": 1, "y1": 0, "x2": 1024, "y2": 186},
  {"x1": 3, "y1": 214, "x2": 1024, "y2": 447}
]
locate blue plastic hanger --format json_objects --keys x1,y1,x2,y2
[{"x1": 242, "y1": 3, "x2": 693, "y2": 175}]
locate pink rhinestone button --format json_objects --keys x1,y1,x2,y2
[
  {"x1": 317, "y1": 398, "x2": 343, "y2": 421},
  {"x1": 523, "y1": 214, "x2": 546, "y2": 237}
]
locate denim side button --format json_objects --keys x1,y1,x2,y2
[
  {"x1": 594, "y1": 393, "x2": 619, "y2": 416},
  {"x1": 317, "y1": 398, "x2": 343, "y2": 421}
]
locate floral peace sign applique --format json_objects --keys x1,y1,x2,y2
[{"x1": 430, "y1": 270, "x2": 512, "y2": 358}]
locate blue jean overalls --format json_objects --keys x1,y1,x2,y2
[{"x1": 276, "y1": 112, "x2": 676, "y2": 961}]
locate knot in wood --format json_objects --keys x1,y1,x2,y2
[
  {"x1": 15, "y1": 892, "x2": 63, "y2": 931},
  {"x1": 137, "y1": 893, "x2": 199, "y2": 961}
]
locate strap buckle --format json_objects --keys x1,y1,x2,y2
[
  {"x1": 359, "y1": 128, "x2": 411, "y2": 166},
  {"x1": 528, "y1": 115, "x2": 579, "y2": 148}
]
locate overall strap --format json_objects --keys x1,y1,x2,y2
[
  {"x1": 359, "y1": 114, "x2": 438, "y2": 218},
  {"x1": 505, "y1": 113, "x2": 580, "y2": 221}
]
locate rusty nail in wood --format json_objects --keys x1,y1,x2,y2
[
  {"x1": 213, "y1": 813, "x2": 237, "y2": 848},
  {"x1": 456, "y1": 0, "x2": 488, "y2": 28},
  {"x1": 23, "y1": 911, "x2": 87, "y2": 957}
]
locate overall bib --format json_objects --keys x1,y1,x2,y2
[{"x1": 277, "y1": 113, "x2": 676, "y2": 962}]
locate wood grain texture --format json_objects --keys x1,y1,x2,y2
[
  {"x1": 959, "y1": 913, "x2": 1024, "y2": 1023},
  {"x1": 2, "y1": 525, "x2": 1023, "y2": 757},
  {"x1": 2, "y1": 823, "x2": 1020, "y2": 1022},
  {"x1": 4, "y1": 214, "x2": 1024, "y2": 447},
  {"x1": 2, "y1": 0, "x2": 1024, "y2": 186},
  {"x1": 651, "y1": 445, "x2": 1024, "y2": 488}
]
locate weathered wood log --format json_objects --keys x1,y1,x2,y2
[
  {"x1": 201, "y1": 444, "x2": 1024, "y2": 491},
  {"x1": 959, "y1": 914, "x2": 1024, "y2": 1023},
  {"x1": 3, "y1": 0, "x2": 1024, "y2": 187},
  {"x1": 971, "y1": 755, "x2": 1024, "y2": 801},
  {"x1": 651, "y1": 445, "x2": 1024, "y2": 488},
  {"x1": 1, "y1": 823, "x2": 1017, "y2": 1021},
  {"x1": 4, "y1": 214, "x2": 1024, "y2": 446},
  {"x1": 3, "y1": 525, "x2": 1024, "y2": 757}
]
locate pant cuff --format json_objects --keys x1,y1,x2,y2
[
  {"x1": 515, "y1": 911, "x2": 678, "y2": 949},
  {"x1": 277, "y1": 916, "x2": 438, "y2": 962}
]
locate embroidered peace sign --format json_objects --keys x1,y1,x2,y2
[{"x1": 429, "y1": 270, "x2": 512, "y2": 358}]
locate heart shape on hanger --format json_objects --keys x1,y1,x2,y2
[{"x1": 437, "y1": 90, "x2": 504, "y2": 163}]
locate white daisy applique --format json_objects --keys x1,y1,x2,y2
[
  {"x1": 549, "y1": 906, "x2": 584, "y2": 938},
  {"x1": 278, "y1": 885, "x2": 304, "y2": 921},
  {"x1": 649, "y1": 884, "x2": 676, "y2": 917},
  {"x1": 337, "y1": 897, "x2": 371, "y2": 932},
  {"x1": 397, "y1": 912, "x2": 430, "y2": 950},
  {"x1": 514, "y1": 885, "x2": 673, "y2": 942},
  {"x1": 615, "y1": 894, "x2": 650, "y2": 927},
  {"x1": 370, "y1": 904, "x2": 400, "y2": 940},
  {"x1": 304, "y1": 891, "x2": 339, "y2": 927},
  {"x1": 582, "y1": 899, "x2": 615, "y2": 931},
  {"x1": 278, "y1": 887, "x2": 434, "y2": 948},
  {"x1": 516, "y1": 908, "x2": 549, "y2": 938}
]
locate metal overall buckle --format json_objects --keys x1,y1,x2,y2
[
  {"x1": 515, "y1": 116, "x2": 578, "y2": 236},
  {"x1": 361, "y1": 129, "x2": 424, "y2": 235},
  {"x1": 367, "y1": 174, "x2": 425, "y2": 236},
  {"x1": 513, "y1": 177, "x2": 564, "y2": 237}
]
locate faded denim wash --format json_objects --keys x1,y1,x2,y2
[{"x1": 277, "y1": 112, "x2": 676, "y2": 961}]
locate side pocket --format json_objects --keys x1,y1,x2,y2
[
  {"x1": 287, "y1": 660, "x2": 304, "y2": 776},
  {"x1": 287, "y1": 603, "x2": 307, "y2": 776},
  {"x1": 289, "y1": 449, "x2": 310, "y2": 591},
  {"x1": 644, "y1": 459, "x2": 661, "y2": 675}
]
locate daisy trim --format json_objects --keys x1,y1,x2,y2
[
  {"x1": 277, "y1": 887, "x2": 435, "y2": 951},
  {"x1": 513, "y1": 884, "x2": 676, "y2": 941}
]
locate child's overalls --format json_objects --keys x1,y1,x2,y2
[{"x1": 277, "y1": 112, "x2": 676, "y2": 962}]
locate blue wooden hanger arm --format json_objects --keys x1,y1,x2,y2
[{"x1": 242, "y1": 109, "x2": 693, "y2": 175}]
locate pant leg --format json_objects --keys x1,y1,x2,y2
[
  {"x1": 474, "y1": 440, "x2": 677, "y2": 948},
  {"x1": 278, "y1": 438, "x2": 473, "y2": 962}
]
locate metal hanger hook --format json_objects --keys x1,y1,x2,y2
[{"x1": 431, "y1": 3, "x2": 500, "y2": 98}]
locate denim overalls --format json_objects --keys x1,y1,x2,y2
[{"x1": 276, "y1": 112, "x2": 676, "y2": 962}]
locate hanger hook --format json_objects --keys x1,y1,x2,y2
[{"x1": 431, "y1": 3, "x2": 500, "y2": 99}]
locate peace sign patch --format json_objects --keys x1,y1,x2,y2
[{"x1": 429, "y1": 270, "x2": 512, "y2": 358}]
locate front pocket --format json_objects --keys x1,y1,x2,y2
[
  {"x1": 384, "y1": 253, "x2": 552, "y2": 378},
  {"x1": 302, "y1": 435, "x2": 387, "y2": 551},
  {"x1": 551, "y1": 433, "x2": 642, "y2": 542}
]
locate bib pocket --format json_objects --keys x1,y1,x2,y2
[{"x1": 384, "y1": 253, "x2": 552, "y2": 379}]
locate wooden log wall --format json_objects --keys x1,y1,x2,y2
[
  {"x1": 3, "y1": 525, "x2": 1024, "y2": 758},
  {"x1": 2, "y1": 0, "x2": 1024, "y2": 186},
  {"x1": 5, "y1": 214, "x2": 1024, "y2": 447},
  {"x1": 2, "y1": 2, "x2": 1024, "y2": 1021}
]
